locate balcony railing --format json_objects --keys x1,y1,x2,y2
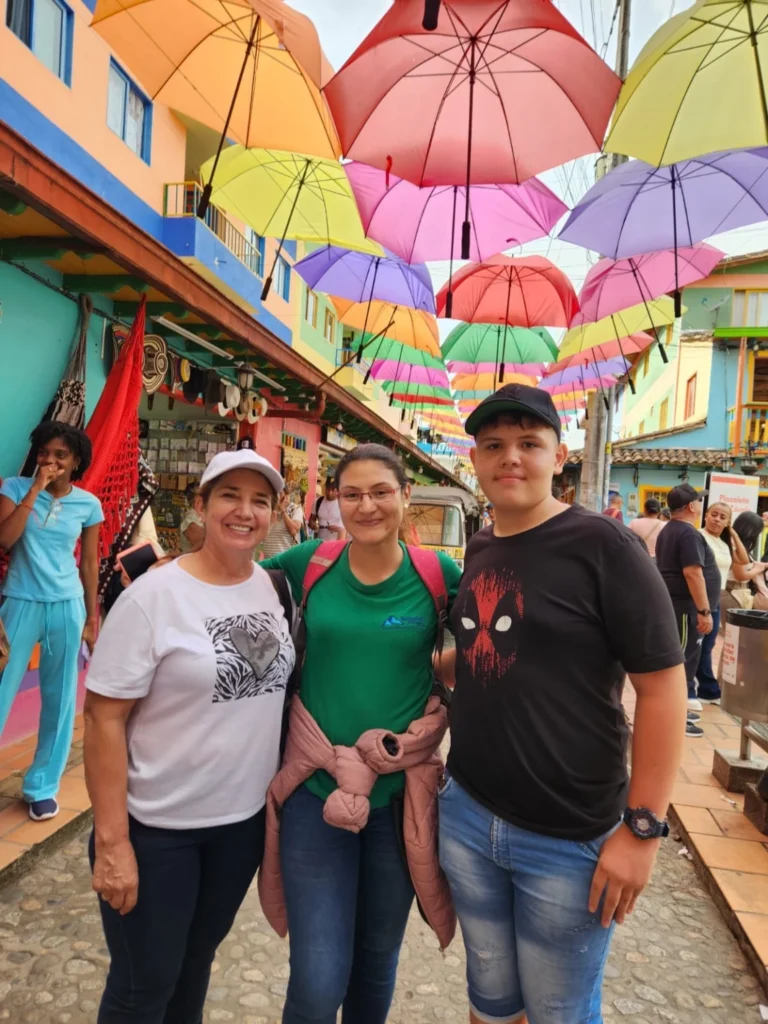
[
  {"x1": 728, "y1": 403, "x2": 768, "y2": 448},
  {"x1": 163, "y1": 182, "x2": 264, "y2": 278}
]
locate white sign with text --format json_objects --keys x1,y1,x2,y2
[{"x1": 706, "y1": 472, "x2": 760, "y2": 519}]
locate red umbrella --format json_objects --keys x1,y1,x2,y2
[
  {"x1": 437, "y1": 255, "x2": 579, "y2": 327},
  {"x1": 324, "y1": 0, "x2": 620, "y2": 256}
]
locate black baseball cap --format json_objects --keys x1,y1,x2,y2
[
  {"x1": 666, "y1": 483, "x2": 708, "y2": 511},
  {"x1": 465, "y1": 383, "x2": 562, "y2": 440}
]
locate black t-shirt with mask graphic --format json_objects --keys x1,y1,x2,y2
[{"x1": 447, "y1": 504, "x2": 683, "y2": 841}]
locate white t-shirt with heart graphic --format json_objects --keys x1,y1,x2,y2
[{"x1": 86, "y1": 559, "x2": 295, "y2": 829}]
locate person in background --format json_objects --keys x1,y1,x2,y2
[
  {"x1": 697, "y1": 503, "x2": 764, "y2": 705},
  {"x1": 482, "y1": 503, "x2": 495, "y2": 528},
  {"x1": 310, "y1": 478, "x2": 346, "y2": 542},
  {"x1": 84, "y1": 449, "x2": 295, "y2": 1023},
  {"x1": 261, "y1": 489, "x2": 304, "y2": 558},
  {"x1": 629, "y1": 498, "x2": 666, "y2": 559},
  {"x1": 440, "y1": 384, "x2": 686, "y2": 1024},
  {"x1": 654, "y1": 485, "x2": 718, "y2": 731},
  {"x1": 660, "y1": 507, "x2": 671, "y2": 522},
  {"x1": 729, "y1": 511, "x2": 768, "y2": 609},
  {"x1": 602, "y1": 492, "x2": 624, "y2": 523},
  {"x1": 0, "y1": 422, "x2": 103, "y2": 821},
  {"x1": 260, "y1": 444, "x2": 461, "y2": 1024},
  {"x1": 179, "y1": 481, "x2": 204, "y2": 553}
]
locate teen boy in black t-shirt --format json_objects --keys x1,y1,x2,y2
[{"x1": 439, "y1": 384, "x2": 686, "y2": 1024}]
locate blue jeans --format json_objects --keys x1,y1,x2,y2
[
  {"x1": 91, "y1": 810, "x2": 265, "y2": 1023},
  {"x1": 439, "y1": 775, "x2": 617, "y2": 1024},
  {"x1": 280, "y1": 785, "x2": 415, "y2": 1024},
  {"x1": 0, "y1": 597, "x2": 85, "y2": 801},
  {"x1": 695, "y1": 605, "x2": 722, "y2": 700}
]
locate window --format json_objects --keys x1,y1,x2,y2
[
  {"x1": 107, "y1": 61, "x2": 151, "y2": 162},
  {"x1": 324, "y1": 309, "x2": 336, "y2": 345},
  {"x1": 659, "y1": 397, "x2": 669, "y2": 431},
  {"x1": 732, "y1": 290, "x2": 768, "y2": 328},
  {"x1": 6, "y1": 0, "x2": 72, "y2": 83},
  {"x1": 304, "y1": 288, "x2": 318, "y2": 327},
  {"x1": 274, "y1": 257, "x2": 290, "y2": 301},
  {"x1": 244, "y1": 229, "x2": 265, "y2": 277},
  {"x1": 685, "y1": 373, "x2": 697, "y2": 419}
]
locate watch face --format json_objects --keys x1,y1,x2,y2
[{"x1": 629, "y1": 809, "x2": 657, "y2": 838}]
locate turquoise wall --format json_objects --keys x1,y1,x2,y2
[
  {"x1": 0, "y1": 262, "x2": 110, "y2": 478},
  {"x1": 608, "y1": 465, "x2": 709, "y2": 521}
]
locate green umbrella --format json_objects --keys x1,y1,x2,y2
[
  {"x1": 382, "y1": 381, "x2": 451, "y2": 399},
  {"x1": 442, "y1": 322, "x2": 558, "y2": 372}
]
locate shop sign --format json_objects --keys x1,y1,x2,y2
[
  {"x1": 721, "y1": 623, "x2": 739, "y2": 687},
  {"x1": 324, "y1": 427, "x2": 357, "y2": 452},
  {"x1": 706, "y1": 472, "x2": 760, "y2": 517}
]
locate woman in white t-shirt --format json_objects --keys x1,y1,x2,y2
[{"x1": 84, "y1": 450, "x2": 295, "y2": 1023}]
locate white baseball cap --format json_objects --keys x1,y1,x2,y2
[{"x1": 200, "y1": 449, "x2": 284, "y2": 495}]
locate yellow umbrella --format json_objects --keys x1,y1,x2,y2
[
  {"x1": 605, "y1": 0, "x2": 768, "y2": 165},
  {"x1": 333, "y1": 299, "x2": 441, "y2": 358},
  {"x1": 92, "y1": 0, "x2": 340, "y2": 164},
  {"x1": 451, "y1": 372, "x2": 538, "y2": 393},
  {"x1": 201, "y1": 148, "x2": 381, "y2": 298},
  {"x1": 559, "y1": 299, "x2": 678, "y2": 360}
]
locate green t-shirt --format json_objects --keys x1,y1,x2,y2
[{"x1": 262, "y1": 541, "x2": 461, "y2": 807}]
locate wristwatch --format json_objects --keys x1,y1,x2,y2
[
  {"x1": 697, "y1": 608, "x2": 712, "y2": 616},
  {"x1": 623, "y1": 807, "x2": 670, "y2": 840}
]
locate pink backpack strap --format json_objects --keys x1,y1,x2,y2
[
  {"x1": 301, "y1": 540, "x2": 349, "y2": 610},
  {"x1": 407, "y1": 546, "x2": 449, "y2": 662}
]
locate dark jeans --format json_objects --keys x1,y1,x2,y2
[
  {"x1": 696, "y1": 605, "x2": 722, "y2": 700},
  {"x1": 280, "y1": 784, "x2": 415, "y2": 1024},
  {"x1": 90, "y1": 809, "x2": 265, "y2": 1024}
]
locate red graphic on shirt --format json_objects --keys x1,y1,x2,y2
[{"x1": 457, "y1": 568, "x2": 524, "y2": 681}]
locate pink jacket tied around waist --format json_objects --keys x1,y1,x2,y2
[{"x1": 258, "y1": 694, "x2": 456, "y2": 951}]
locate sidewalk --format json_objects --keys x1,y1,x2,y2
[
  {"x1": 623, "y1": 685, "x2": 768, "y2": 992},
  {"x1": 0, "y1": 715, "x2": 90, "y2": 879}
]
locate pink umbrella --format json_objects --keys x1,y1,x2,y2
[
  {"x1": 446, "y1": 360, "x2": 548, "y2": 375},
  {"x1": 324, "y1": 0, "x2": 620, "y2": 257},
  {"x1": 370, "y1": 360, "x2": 450, "y2": 388},
  {"x1": 577, "y1": 244, "x2": 724, "y2": 363},
  {"x1": 345, "y1": 161, "x2": 568, "y2": 265}
]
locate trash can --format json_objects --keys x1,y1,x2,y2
[{"x1": 720, "y1": 608, "x2": 768, "y2": 722}]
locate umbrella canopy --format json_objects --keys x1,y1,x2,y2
[
  {"x1": 451, "y1": 372, "x2": 538, "y2": 393},
  {"x1": 345, "y1": 162, "x2": 568, "y2": 264},
  {"x1": 437, "y1": 256, "x2": 580, "y2": 328},
  {"x1": 549, "y1": 335, "x2": 655, "y2": 373},
  {"x1": 539, "y1": 376, "x2": 616, "y2": 396},
  {"x1": 442, "y1": 322, "x2": 558, "y2": 363},
  {"x1": 370, "y1": 361, "x2": 450, "y2": 389},
  {"x1": 604, "y1": 0, "x2": 768, "y2": 166},
  {"x1": 577, "y1": 244, "x2": 724, "y2": 323},
  {"x1": 446, "y1": 360, "x2": 549, "y2": 375},
  {"x1": 559, "y1": 149, "x2": 768, "y2": 259},
  {"x1": 333, "y1": 299, "x2": 442, "y2": 358},
  {"x1": 294, "y1": 245, "x2": 435, "y2": 313},
  {"x1": 541, "y1": 357, "x2": 630, "y2": 387},
  {"x1": 200, "y1": 148, "x2": 381, "y2": 299},
  {"x1": 92, "y1": 0, "x2": 339, "y2": 159},
  {"x1": 324, "y1": 0, "x2": 619, "y2": 256}
]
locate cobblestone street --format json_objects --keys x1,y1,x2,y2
[{"x1": 0, "y1": 821, "x2": 762, "y2": 1024}]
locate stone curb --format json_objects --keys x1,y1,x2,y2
[{"x1": 0, "y1": 808, "x2": 92, "y2": 890}]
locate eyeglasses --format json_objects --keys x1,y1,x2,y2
[{"x1": 338, "y1": 487, "x2": 402, "y2": 505}]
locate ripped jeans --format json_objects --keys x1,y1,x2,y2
[{"x1": 438, "y1": 773, "x2": 617, "y2": 1024}]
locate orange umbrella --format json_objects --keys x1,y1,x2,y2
[
  {"x1": 92, "y1": 0, "x2": 340, "y2": 204},
  {"x1": 333, "y1": 299, "x2": 441, "y2": 359}
]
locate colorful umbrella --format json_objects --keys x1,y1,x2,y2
[
  {"x1": 369, "y1": 361, "x2": 450, "y2": 389},
  {"x1": 577, "y1": 245, "x2": 724, "y2": 325},
  {"x1": 604, "y1": 0, "x2": 768, "y2": 167},
  {"x1": 93, "y1": 0, "x2": 339, "y2": 219},
  {"x1": 451, "y1": 372, "x2": 538, "y2": 394},
  {"x1": 345, "y1": 161, "x2": 567, "y2": 295},
  {"x1": 294, "y1": 245, "x2": 435, "y2": 313},
  {"x1": 324, "y1": 0, "x2": 620, "y2": 256},
  {"x1": 199, "y1": 148, "x2": 381, "y2": 299},
  {"x1": 541, "y1": 357, "x2": 630, "y2": 387},
  {"x1": 333, "y1": 299, "x2": 442, "y2": 359},
  {"x1": 549, "y1": 335, "x2": 655, "y2": 374},
  {"x1": 558, "y1": 149, "x2": 768, "y2": 315},
  {"x1": 442, "y1": 322, "x2": 558, "y2": 364}
]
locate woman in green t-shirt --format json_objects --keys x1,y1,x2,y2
[{"x1": 262, "y1": 444, "x2": 460, "y2": 1024}]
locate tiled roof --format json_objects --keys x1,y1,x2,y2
[{"x1": 567, "y1": 447, "x2": 729, "y2": 467}]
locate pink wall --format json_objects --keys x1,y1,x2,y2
[
  {"x1": 0, "y1": 0, "x2": 186, "y2": 212},
  {"x1": 255, "y1": 417, "x2": 320, "y2": 517}
]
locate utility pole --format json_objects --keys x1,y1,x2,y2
[{"x1": 596, "y1": 0, "x2": 632, "y2": 511}]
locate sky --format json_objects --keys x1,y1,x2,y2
[{"x1": 286, "y1": 0, "x2": 768, "y2": 444}]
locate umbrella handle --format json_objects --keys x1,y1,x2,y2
[
  {"x1": 674, "y1": 290, "x2": 682, "y2": 319},
  {"x1": 423, "y1": 0, "x2": 440, "y2": 30},
  {"x1": 658, "y1": 339, "x2": 669, "y2": 364},
  {"x1": 445, "y1": 290, "x2": 453, "y2": 318}
]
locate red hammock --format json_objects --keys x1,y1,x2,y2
[{"x1": 82, "y1": 297, "x2": 146, "y2": 560}]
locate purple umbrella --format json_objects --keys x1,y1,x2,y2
[
  {"x1": 294, "y1": 244, "x2": 435, "y2": 313},
  {"x1": 541, "y1": 356, "x2": 630, "y2": 387},
  {"x1": 559, "y1": 148, "x2": 768, "y2": 315},
  {"x1": 346, "y1": 161, "x2": 567, "y2": 316}
]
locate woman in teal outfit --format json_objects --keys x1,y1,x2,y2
[{"x1": 0, "y1": 422, "x2": 102, "y2": 821}]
